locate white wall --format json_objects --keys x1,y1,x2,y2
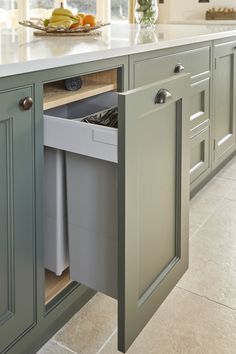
[{"x1": 159, "y1": 0, "x2": 236, "y2": 22}]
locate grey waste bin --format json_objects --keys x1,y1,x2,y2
[
  {"x1": 66, "y1": 153, "x2": 118, "y2": 298},
  {"x1": 43, "y1": 92, "x2": 118, "y2": 281}
]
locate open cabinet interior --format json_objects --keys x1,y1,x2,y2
[
  {"x1": 43, "y1": 68, "x2": 119, "y2": 307},
  {"x1": 43, "y1": 69, "x2": 117, "y2": 110}
]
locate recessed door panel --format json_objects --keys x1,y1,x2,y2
[
  {"x1": 214, "y1": 45, "x2": 236, "y2": 160},
  {"x1": 118, "y1": 74, "x2": 190, "y2": 352},
  {"x1": 138, "y1": 105, "x2": 176, "y2": 298},
  {"x1": 0, "y1": 118, "x2": 14, "y2": 323}
]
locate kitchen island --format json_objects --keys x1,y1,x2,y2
[{"x1": 1, "y1": 24, "x2": 236, "y2": 354}]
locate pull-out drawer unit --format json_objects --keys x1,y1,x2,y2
[{"x1": 44, "y1": 73, "x2": 190, "y2": 353}]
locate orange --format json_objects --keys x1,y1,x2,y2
[
  {"x1": 77, "y1": 13, "x2": 86, "y2": 25},
  {"x1": 78, "y1": 13, "x2": 86, "y2": 19},
  {"x1": 83, "y1": 14, "x2": 97, "y2": 27}
]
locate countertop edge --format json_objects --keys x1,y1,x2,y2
[{"x1": 2, "y1": 28, "x2": 236, "y2": 78}]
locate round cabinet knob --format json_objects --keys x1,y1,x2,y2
[
  {"x1": 174, "y1": 63, "x2": 185, "y2": 73},
  {"x1": 19, "y1": 96, "x2": 33, "y2": 111},
  {"x1": 155, "y1": 89, "x2": 172, "y2": 104}
]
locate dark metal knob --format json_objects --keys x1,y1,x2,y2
[
  {"x1": 155, "y1": 89, "x2": 172, "y2": 104},
  {"x1": 174, "y1": 63, "x2": 185, "y2": 73},
  {"x1": 19, "y1": 97, "x2": 33, "y2": 111}
]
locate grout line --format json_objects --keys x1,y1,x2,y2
[
  {"x1": 176, "y1": 285, "x2": 236, "y2": 312},
  {"x1": 217, "y1": 175, "x2": 236, "y2": 182},
  {"x1": 53, "y1": 339, "x2": 79, "y2": 354},
  {"x1": 96, "y1": 328, "x2": 117, "y2": 354},
  {"x1": 190, "y1": 221, "x2": 206, "y2": 238}
]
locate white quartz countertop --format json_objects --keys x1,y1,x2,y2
[{"x1": 2, "y1": 23, "x2": 236, "y2": 78}]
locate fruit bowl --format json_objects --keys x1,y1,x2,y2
[{"x1": 19, "y1": 20, "x2": 110, "y2": 34}]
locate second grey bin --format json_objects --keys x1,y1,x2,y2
[{"x1": 44, "y1": 147, "x2": 68, "y2": 276}]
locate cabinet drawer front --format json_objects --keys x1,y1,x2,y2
[
  {"x1": 133, "y1": 47, "x2": 210, "y2": 88},
  {"x1": 190, "y1": 127, "x2": 210, "y2": 184},
  {"x1": 190, "y1": 78, "x2": 210, "y2": 132}
]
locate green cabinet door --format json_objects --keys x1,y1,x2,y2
[
  {"x1": 0, "y1": 87, "x2": 35, "y2": 352},
  {"x1": 118, "y1": 74, "x2": 190, "y2": 352},
  {"x1": 214, "y1": 41, "x2": 236, "y2": 162}
]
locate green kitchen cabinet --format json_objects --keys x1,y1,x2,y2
[
  {"x1": 213, "y1": 40, "x2": 236, "y2": 165},
  {"x1": 0, "y1": 50, "x2": 190, "y2": 353},
  {"x1": 0, "y1": 87, "x2": 35, "y2": 353}
]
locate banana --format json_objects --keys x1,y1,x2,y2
[
  {"x1": 49, "y1": 15, "x2": 73, "y2": 23},
  {"x1": 48, "y1": 20, "x2": 73, "y2": 28},
  {"x1": 52, "y1": 8, "x2": 75, "y2": 19}
]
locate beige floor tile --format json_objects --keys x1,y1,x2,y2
[
  {"x1": 37, "y1": 340, "x2": 74, "y2": 354},
  {"x1": 189, "y1": 176, "x2": 236, "y2": 235},
  {"x1": 99, "y1": 287, "x2": 236, "y2": 354},
  {"x1": 218, "y1": 156, "x2": 236, "y2": 180},
  {"x1": 55, "y1": 292, "x2": 117, "y2": 354},
  {"x1": 179, "y1": 198, "x2": 236, "y2": 309}
]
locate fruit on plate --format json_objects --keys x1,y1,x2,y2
[
  {"x1": 83, "y1": 14, "x2": 97, "y2": 27},
  {"x1": 49, "y1": 15, "x2": 74, "y2": 23},
  {"x1": 70, "y1": 15, "x2": 83, "y2": 28},
  {"x1": 45, "y1": 4, "x2": 78, "y2": 29},
  {"x1": 77, "y1": 13, "x2": 86, "y2": 20},
  {"x1": 43, "y1": 18, "x2": 50, "y2": 27},
  {"x1": 52, "y1": 7, "x2": 76, "y2": 19},
  {"x1": 43, "y1": 2, "x2": 98, "y2": 30},
  {"x1": 49, "y1": 20, "x2": 73, "y2": 28}
]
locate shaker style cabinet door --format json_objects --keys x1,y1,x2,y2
[
  {"x1": 0, "y1": 88, "x2": 35, "y2": 352},
  {"x1": 214, "y1": 42, "x2": 236, "y2": 162},
  {"x1": 118, "y1": 74, "x2": 190, "y2": 352}
]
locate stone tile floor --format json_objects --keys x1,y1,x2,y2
[{"x1": 38, "y1": 156, "x2": 236, "y2": 354}]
